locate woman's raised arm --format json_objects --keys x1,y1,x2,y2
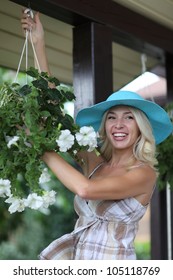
[{"x1": 21, "y1": 9, "x2": 51, "y2": 74}]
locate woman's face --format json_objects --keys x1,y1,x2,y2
[{"x1": 105, "y1": 106, "x2": 140, "y2": 151}]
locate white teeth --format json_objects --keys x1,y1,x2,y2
[{"x1": 113, "y1": 133, "x2": 126, "y2": 137}]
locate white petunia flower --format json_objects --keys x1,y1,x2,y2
[
  {"x1": 5, "y1": 196, "x2": 25, "y2": 214},
  {"x1": 39, "y1": 168, "x2": 51, "y2": 184},
  {"x1": 56, "y1": 129, "x2": 75, "y2": 152},
  {"x1": 42, "y1": 190, "x2": 56, "y2": 208},
  {"x1": 24, "y1": 193, "x2": 44, "y2": 210},
  {"x1": 75, "y1": 126, "x2": 98, "y2": 151},
  {"x1": 6, "y1": 135, "x2": 20, "y2": 148},
  {"x1": 0, "y1": 179, "x2": 12, "y2": 197}
]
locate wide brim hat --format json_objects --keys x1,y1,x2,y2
[{"x1": 76, "y1": 91, "x2": 173, "y2": 145}]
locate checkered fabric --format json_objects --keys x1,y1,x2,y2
[{"x1": 39, "y1": 192, "x2": 147, "y2": 260}]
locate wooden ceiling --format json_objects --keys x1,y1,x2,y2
[
  {"x1": 1, "y1": 0, "x2": 173, "y2": 94},
  {"x1": 113, "y1": 0, "x2": 173, "y2": 30}
]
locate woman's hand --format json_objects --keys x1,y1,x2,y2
[
  {"x1": 21, "y1": 8, "x2": 44, "y2": 45},
  {"x1": 20, "y1": 8, "x2": 51, "y2": 74}
]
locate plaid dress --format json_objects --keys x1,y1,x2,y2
[{"x1": 39, "y1": 164, "x2": 148, "y2": 260}]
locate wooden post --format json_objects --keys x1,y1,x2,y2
[
  {"x1": 150, "y1": 52, "x2": 173, "y2": 260},
  {"x1": 73, "y1": 22, "x2": 113, "y2": 115},
  {"x1": 150, "y1": 188, "x2": 168, "y2": 259},
  {"x1": 166, "y1": 53, "x2": 173, "y2": 103},
  {"x1": 165, "y1": 52, "x2": 173, "y2": 259}
]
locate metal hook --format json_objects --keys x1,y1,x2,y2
[{"x1": 24, "y1": 8, "x2": 34, "y2": 19}]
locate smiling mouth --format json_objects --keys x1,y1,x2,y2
[{"x1": 113, "y1": 133, "x2": 127, "y2": 137}]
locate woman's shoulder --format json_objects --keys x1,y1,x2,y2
[
  {"x1": 128, "y1": 162, "x2": 154, "y2": 173},
  {"x1": 129, "y1": 163, "x2": 157, "y2": 205},
  {"x1": 127, "y1": 162, "x2": 157, "y2": 188}
]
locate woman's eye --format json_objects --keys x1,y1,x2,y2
[
  {"x1": 108, "y1": 115, "x2": 115, "y2": 119},
  {"x1": 125, "y1": 115, "x2": 133, "y2": 120}
]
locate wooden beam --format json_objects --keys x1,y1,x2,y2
[
  {"x1": 150, "y1": 52, "x2": 173, "y2": 260},
  {"x1": 165, "y1": 53, "x2": 173, "y2": 259},
  {"x1": 10, "y1": 0, "x2": 172, "y2": 58},
  {"x1": 150, "y1": 188, "x2": 168, "y2": 259},
  {"x1": 73, "y1": 22, "x2": 113, "y2": 115},
  {"x1": 166, "y1": 53, "x2": 173, "y2": 103}
]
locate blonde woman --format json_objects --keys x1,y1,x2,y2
[{"x1": 21, "y1": 11, "x2": 173, "y2": 260}]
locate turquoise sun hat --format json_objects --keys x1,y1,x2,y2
[{"x1": 76, "y1": 91, "x2": 173, "y2": 145}]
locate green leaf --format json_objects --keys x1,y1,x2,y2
[
  {"x1": 32, "y1": 77, "x2": 48, "y2": 90},
  {"x1": 19, "y1": 85, "x2": 32, "y2": 96},
  {"x1": 26, "y1": 67, "x2": 39, "y2": 78},
  {"x1": 48, "y1": 76, "x2": 60, "y2": 86},
  {"x1": 40, "y1": 110, "x2": 51, "y2": 118}
]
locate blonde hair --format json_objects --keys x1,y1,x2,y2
[{"x1": 98, "y1": 106, "x2": 158, "y2": 170}]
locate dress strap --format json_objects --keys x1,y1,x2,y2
[
  {"x1": 88, "y1": 162, "x2": 104, "y2": 179},
  {"x1": 128, "y1": 162, "x2": 146, "y2": 170}
]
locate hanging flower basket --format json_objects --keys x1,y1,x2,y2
[{"x1": 0, "y1": 67, "x2": 98, "y2": 213}]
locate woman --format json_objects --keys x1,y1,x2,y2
[{"x1": 21, "y1": 10, "x2": 173, "y2": 260}]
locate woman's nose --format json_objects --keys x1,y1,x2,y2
[{"x1": 114, "y1": 119, "x2": 124, "y2": 128}]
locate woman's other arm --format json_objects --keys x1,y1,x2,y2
[{"x1": 42, "y1": 151, "x2": 156, "y2": 204}]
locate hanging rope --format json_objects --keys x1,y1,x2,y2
[
  {"x1": 141, "y1": 53, "x2": 147, "y2": 74},
  {"x1": 140, "y1": 53, "x2": 155, "y2": 103},
  {"x1": 14, "y1": 8, "x2": 41, "y2": 83}
]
